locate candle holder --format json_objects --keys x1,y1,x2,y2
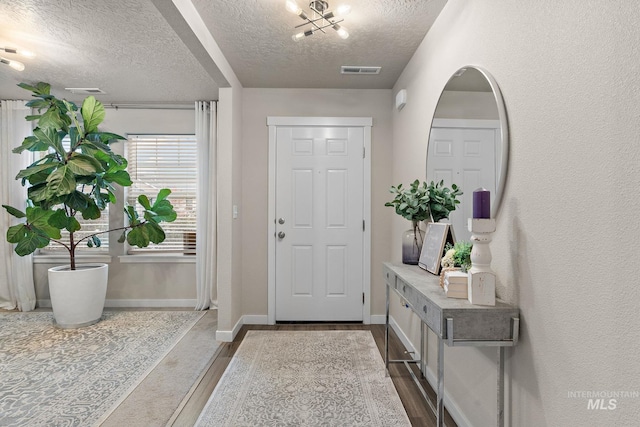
[{"x1": 467, "y1": 218, "x2": 496, "y2": 306}]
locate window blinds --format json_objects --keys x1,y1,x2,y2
[{"x1": 126, "y1": 134, "x2": 197, "y2": 253}]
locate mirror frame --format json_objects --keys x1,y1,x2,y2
[{"x1": 427, "y1": 65, "x2": 509, "y2": 218}]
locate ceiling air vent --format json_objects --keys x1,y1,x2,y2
[
  {"x1": 341, "y1": 66, "x2": 381, "y2": 75},
  {"x1": 65, "y1": 87, "x2": 107, "y2": 94}
]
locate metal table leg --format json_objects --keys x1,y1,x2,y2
[
  {"x1": 437, "y1": 335, "x2": 444, "y2": 427},
  {"x1": 497, "y1": 346, "x2": 504, "y2": 427},
  {"x1": 420, "y1": 321, "x2": 425, "y2": 378},
  {"x1": 385, "y1": 282, "x2": 390, "y2": 376}
]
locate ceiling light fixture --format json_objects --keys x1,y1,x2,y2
[
  {"x1": 286, "y1": 0, "x2": 351, "y2": 41},
  {"x1": 0, "y1": 47, "x2": 36, "y2": 71}
]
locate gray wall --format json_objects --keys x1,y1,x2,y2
[
  {"x1": 391, "y1": 0, "x2": 640, "y2": 425},
  {"x1": 240, "y1": 88, "x2": 394, "y2": 319},
  {"x1": 33, "y1": 108, "x2": 197, "y2": 306}
]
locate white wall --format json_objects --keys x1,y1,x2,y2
[
  {"x1": 435, "y1": 91, "x2": 498, "y2": 120},
  {"x1": 33, "y1": 108, "x2": 197, "y2": 306},
  {"x1": 215, "y1": 86, "x2": 244, "y2": 338},
  {"x1": 240, "y1": 88, "x2": 394, "y2": 320},
  {"x1": 391, "y1": 0, "x2": 640, "y2": 426}
]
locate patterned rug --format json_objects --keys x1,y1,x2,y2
[
  {"x1": 0, "y1": 310, "x2": 205, "y2": 427},
  {"x1": 196, "y1": 330, "x2": 411, "y2": 427}
]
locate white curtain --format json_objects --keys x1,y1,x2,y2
[
  {"x1": 0, "y1": 100, "x2": 36, "y2": 311},
  {"x1": 195, "y1": 101, "x2": 217, "y2": 310}
]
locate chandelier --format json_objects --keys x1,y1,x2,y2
[
  {"x1": 285, "y1": 0, "x2": 351, "y2": 41},
  {"x1": 0, "y1": 47, "x2": 35, "y2": 71}
]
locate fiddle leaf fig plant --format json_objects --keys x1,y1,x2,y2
[{"x1": 2, "y1": 82, "x2": 177, "y2": 270}]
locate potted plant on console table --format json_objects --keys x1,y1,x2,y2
[
  {"x1": 2, "y1": 82, "x2": 177, "y2": 328},
  {"x1": 385, "y1": 179, "x2": 462, "y2": 265}
]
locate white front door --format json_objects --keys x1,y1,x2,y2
[
  {"x1": 428, "y1": 121, "x2": 498, "y2": 241},
  {"x1": 269, "y1": 120, "x2": 369, "y2": 322}
]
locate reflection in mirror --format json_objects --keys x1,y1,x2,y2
[{"x1": 426, "y1": 66, "x2": 508, "y2": 241}]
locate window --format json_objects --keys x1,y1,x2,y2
[
  {"x1": 126, "y1": 134, "x2": 197, "y2": 253},
  {"x1": 40, "y1": 137, "x2": 109, "y2": 253}
]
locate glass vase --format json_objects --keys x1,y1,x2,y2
[{"x1": 402, "y1": 221, "x2": 425, "y2": 265}]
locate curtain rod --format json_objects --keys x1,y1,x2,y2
[{"x1": 104, "y1": 103, "x2": 197, "y2": 110}]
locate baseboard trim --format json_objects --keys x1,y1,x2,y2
[
  {"x1": 389, "y1": 316, "x2": 420, "y2": 359},
  {"x1": 389, "y1": 316, "x2": 472, "y2": 427},
  {"x1": 37, "y1": 299, "x2": 197, "y2": 309},
  {"x1": 216, "y1": 316, "x2": 243, "y2": 342},
  {"x1": 369, "y1": 314, "x2": 386, "y2": 324},
  {"x1": 243, "y1": 315, "x2": 269, "y2": 325}
]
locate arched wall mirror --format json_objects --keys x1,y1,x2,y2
[{"x1": 426, "y1": 66, "x2": 509, "y2": 241}]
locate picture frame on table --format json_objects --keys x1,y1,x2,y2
[{"x1": 418, "y1": 222, "x2": 455, "y2": 275}]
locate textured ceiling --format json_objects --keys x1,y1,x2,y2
[
  {"x1": 193, "y1": 0, "x2": 447, "y2": 89},
  {"x1": 0, "y1": 0, "x2": 218, "y2": 103},
  {"x1": 0, "y1": 0, "x2": 447, "y2": 103}
]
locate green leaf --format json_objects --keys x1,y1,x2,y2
[
  {"x1": 15, "y1": 162, "x2": 59, "y2": 180},
  {"x1": 26, "y1": 207, "x2": 61, "y2": 239},
  {"x1": 118, "y1": 231, "x2": 127, "y2": 243},
  {"x1": 48, "y1": 209, "x2": 70, "y2": 229},
  {"x1": 91, "y1": 235, "x2": 101, "y2": 248},
  {"x1": 2, "y1": 205, "x2": 26, "y2": 219},
  {"x1": 87, "y1": 239, "x2": 93, "y2": 248},
  {"x1": 27, "y1": 183, "x2": 49, "y2": 202},
  {"x1": 63, "y1": 191, "x2": 90, "y2": 211},
  {"x1": 81, "y1": 96, "x2": 105, "y2": 133},
  {"x1": 149, "y1": 200, "x2": 177, "y2": 222},
  {"x1": 7, "y1": 224, "x2": 27, "y2": 243},
  {"x1": 138, "y1": 195, "x2": 151, "y2": 210},
  {"x1": 66, "y1": 217, "x2": 81, "y2": 233},
  {"x1": 67, "y1": 154, "x2": 102, "y2": 175},
  {"x1": 46, "y1": 165, "x2": 76, "y2": 196},
  {"x1": 125, "y1": 205, "x2": 139, "y2": 225},
  {"x1": 98, "y1": 132, "x2": 126, "y2": 144},
  {"x1": 38, "y1": 108, "x2": 65, "y2": 129},
  {"x1": 83, "y1": 139, "x2": 112, "y2": 154},
  {"x1": 145, "y1": 221, "x2": 166, "y2": 244},
  {"x1": 33, "y1": 127, "x2": 65, "y2": 157},
  {"x1": 24, "y1": 113, "x2": 42, "y2": 121},
  {"x1": 103, "y1": 170, "x2": 132, "y2": 186},
  {"x1": 12, "y1": 135, "x2": 49, "y2": 153},
  {"x1": 127, "y1": 226, "x2": 150, "y2": 248},
  {"x1": 156, "y1": 188, "x2": 171, "y2": 202},
  {"x1": 19, "y1": 81, "x2": 51, "y2": 95},
  {"x1": 14, "y1": 230, "x2": 50, "y2": 256},
  {"x1": 81, "y1": 202, "x2": 101, "y2": 220}
]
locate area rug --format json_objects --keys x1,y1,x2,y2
[
  {"x1": 0, "y1": 310, "x2": 205, "y2": 427},
  {"x1": 195, "y1": 330, "x2": 411, "y2": 427}
]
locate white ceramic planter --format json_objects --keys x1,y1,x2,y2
[{"x1": 48, "y1": 263, "x2": 108, "y2": 328}]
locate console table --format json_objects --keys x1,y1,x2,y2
[{"x1": 384, "y1": 262, "x2": 519, "y2": 427}]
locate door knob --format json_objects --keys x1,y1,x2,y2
[
  {"x1": 278, "y1": 231, "x2": 286, "y2": 239},
  {"x1": 278, "y1": 218, "x2": 285, "y2": 224}
]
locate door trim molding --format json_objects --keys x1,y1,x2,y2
[{"x1": 267, "y1": 116, "x2": 373, "y2": 325}]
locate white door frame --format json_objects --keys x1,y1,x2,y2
[{"x1": 267, "y1": 116, "x2": 372, "y2": 325}]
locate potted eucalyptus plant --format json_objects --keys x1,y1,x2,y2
[
  {"x1": 2, "y1": 82, "x2": 177, "y2": 328},
  {"x1": 385, "y1": 179, "x2": 462, "y2": 264},
  {"x1": 426, "y1": 179, "x2": 463, "y2": 223}
]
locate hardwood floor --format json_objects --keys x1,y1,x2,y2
[{"x1": 171, "y1": 323, "x2": 457, "y2": 427}]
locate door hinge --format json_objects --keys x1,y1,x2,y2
[
  {"x1": 363, "y1": 219, "x2": 365, "y2": 231},
  {"x1": 363, "y1": 146, "x2": 365, "y2": 158},
  {"x1": 363, "y1": 292, "x2": 365, "y2": 305}
]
